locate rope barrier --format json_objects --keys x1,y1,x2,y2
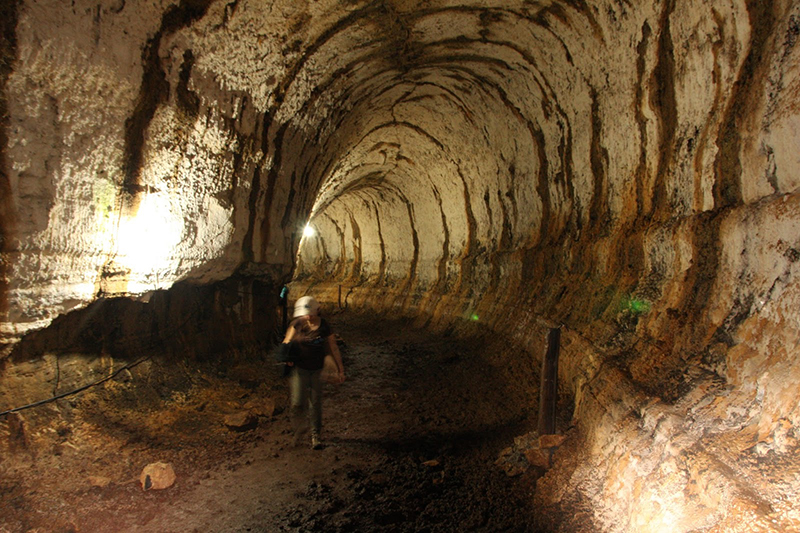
[
  {"x1": 0, "y1": 284, "x2": 285, "y2": 419},
  {"x1": 0, "y1": 355, "x2": 152, "y2": 418}
]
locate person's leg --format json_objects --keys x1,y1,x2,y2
[
  {"x1": 309, "y1": 370, "x2": 323, "y2": 448},
  {"x1": 290, "y1": 368, "x2": 311, "y2": 440}
]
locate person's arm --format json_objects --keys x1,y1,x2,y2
[
  {"x1": 283, "y1": 324, "x2": 297, "y2": 344},
  {"x1": 281, "y1": 325, "x2": 297, "y2": 365},
  {"x1": 326, "y1": 335, "x2": 345, "y2": 383}
]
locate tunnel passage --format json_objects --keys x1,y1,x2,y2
[{"x1": 2, "y1": 0, "x2": 800, "y2": 531}]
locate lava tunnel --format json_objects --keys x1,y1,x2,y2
[{"x1": 2, "y1": 0, "x2": 800, "y2": 531}]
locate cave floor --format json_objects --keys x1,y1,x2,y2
[{"x1": 0, "y1": 313, "x2": 564, "y2": 533}]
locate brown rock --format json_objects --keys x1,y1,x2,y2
[
  {"x1": 89, "y1": 475, "x2": 112, "y2": 488},
  {"x1": 140, "y1": 462, "x2": 176, "y2": 491},
  {"x1": 538, "y1": 434, "x2": 566, "y2": 449},
  {"x1": 224, "y1": 411, "x2": 258, "y2": 431},
  {"x1": 495, "y1": 447, "x2": 529, "y2": 477},
  {"x1": 524, "y1": 447, "x2": 552, "y2": 469},
  {"x1": 501, "y1": 462, "x2": 529, "y2": 477},
  {"x1": 244, "y1": 397, "x2": 276, "y2": 418}
]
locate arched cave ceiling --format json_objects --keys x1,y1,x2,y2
[
  {"x1": 2, "y1": 0, "x2": 796, "y2": 341},
  {"x1": 0, "y1": 0, "x2": 795, "y2": 329}
]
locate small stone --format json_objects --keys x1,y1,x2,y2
[
  {"x1": 524, "y1": 447, "x2": 551, "y2": 469},
  {"x1": 514, "y1": 431, "x2": 538, "y2": 448},
  {"x1": 495, "y1": 447, "x2": 529, "y2": 477},
  {"x1": 89, "y1": 475, "x2": 112, "y2": 488},
  {"x1": 538, "y1": 434, "x2": 566, "y2": 449},
  {"x1": 422, "y1": 459, "x2": 440, "y2": 467},
  {"x1": 224, "y1": 411, "x2": 258, "y2": 431},
  {"x1": 244, "y1": 397, "x2": 276, "y2": 418},
  {"x1": 140, "y1": 462, "x2": 176, "y2": 491},
  {"x1": 495, "y1": 446, "x2": 514, "y2": 463}
]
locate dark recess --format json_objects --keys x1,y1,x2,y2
[
  {"x1": 4, "y1": 277, "x2": 277, "y2": 366},
  {"x1": 0, "y1": 0, "x2": 21, "y2": 348}
]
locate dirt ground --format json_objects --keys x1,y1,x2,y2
[{"x1": 0, "y1": 312, "x2": 548, "y2": 532}]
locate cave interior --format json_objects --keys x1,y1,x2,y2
[{"x1": 2, "y1": 0, "x2": 800, "y2": 531}]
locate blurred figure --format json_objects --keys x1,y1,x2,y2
[{"x1": 279, "y1": 296, "x2": 345, "y2": 449}]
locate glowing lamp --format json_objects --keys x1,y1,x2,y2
[{"x1": 116, "y1": 193, "x2": 183, "y2": 280}]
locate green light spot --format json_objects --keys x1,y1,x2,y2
[
  {"x1": 628, "y1": 298, "x2": 651, "y2": 315},
  {"x1": 471, "y1": 313, "x2": 479, "y2": 321}
]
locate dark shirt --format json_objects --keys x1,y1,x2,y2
[{"x1": 291, "y1": 317, "x2": 331, "y2": 371}]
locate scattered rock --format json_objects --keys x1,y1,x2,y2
[
  {"x1": 89, "y1": 475, "x2": 112, "y2": 488},
  {"x1": 513, "y1": 431, "x2": 539, "y2": 449},
  {"x1": 495, "y1": 446, "x2": 529, "y2": 477},
  {"x1": 227, "y1": 365, "x2": 262, "y2": 388},
  {"x1": 524, "y1": 447, "x2": 552, "y2": 469},
  {"x1": 538, "y1": 434, "x2": 566, "y2": 449},
  {"x1": 496, "y1": 431, "x2": 565, "y2": 474},
  {"x1": 244, "y1": 397, "x2": 276, "y2": 418},
  {"x1": 224, "y1": 411, "x2": 258, "y2": 431},
  {"x1": 140, "y1": 462, "x2": 176, "y2": 491}
]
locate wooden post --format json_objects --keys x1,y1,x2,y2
[{"x1": 537, "y1": 327, "x2": 561, "y2": 436}]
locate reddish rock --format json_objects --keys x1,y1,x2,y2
[
  {"x1": 538, "y1": 434, "x2": 566, "y2": 449},
  {"x1": 244, "y1": 397, "x2": 276, "y2": 418},
  {"x1": 140, "y1": 462, "x2": 176, "y2": 491},
  {"x1": 89, "y1": 475, "x2": 112, "y2": 488},
  {"x1": 224, "y1": 411, "x2": 258, "y2": 431}
]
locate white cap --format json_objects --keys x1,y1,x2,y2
[{"x1": 293, "y1": 296, "x2": 320, "y2": 318}]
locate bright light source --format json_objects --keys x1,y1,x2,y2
[
  {"x1": 117, "y1": 193, "x2": 183, "y2": 277},
  {"x1": 303, "y1": 223, "x2": 315, "y2": 238}
]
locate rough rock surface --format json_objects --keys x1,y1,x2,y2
[
  {"x1": 140, "y1": 461, "x2": 176, "y2": 491},
  {"x1": 2, "y1": 0, "x2": 800, "y2": 531}
]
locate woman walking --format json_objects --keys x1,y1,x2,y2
[{"x1": 279, "y1": 296, "x2": 345, "y2": 449}]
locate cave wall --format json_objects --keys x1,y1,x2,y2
[
  {"x1": 0, "y1": 0, "x2": 310, "y2": 350},
  {"x1": 1, "y1": 0, "x2": 800, "y2": 531},
  {"x1": 289, "y1": 1, "x2": 800, "y2": 530}
]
